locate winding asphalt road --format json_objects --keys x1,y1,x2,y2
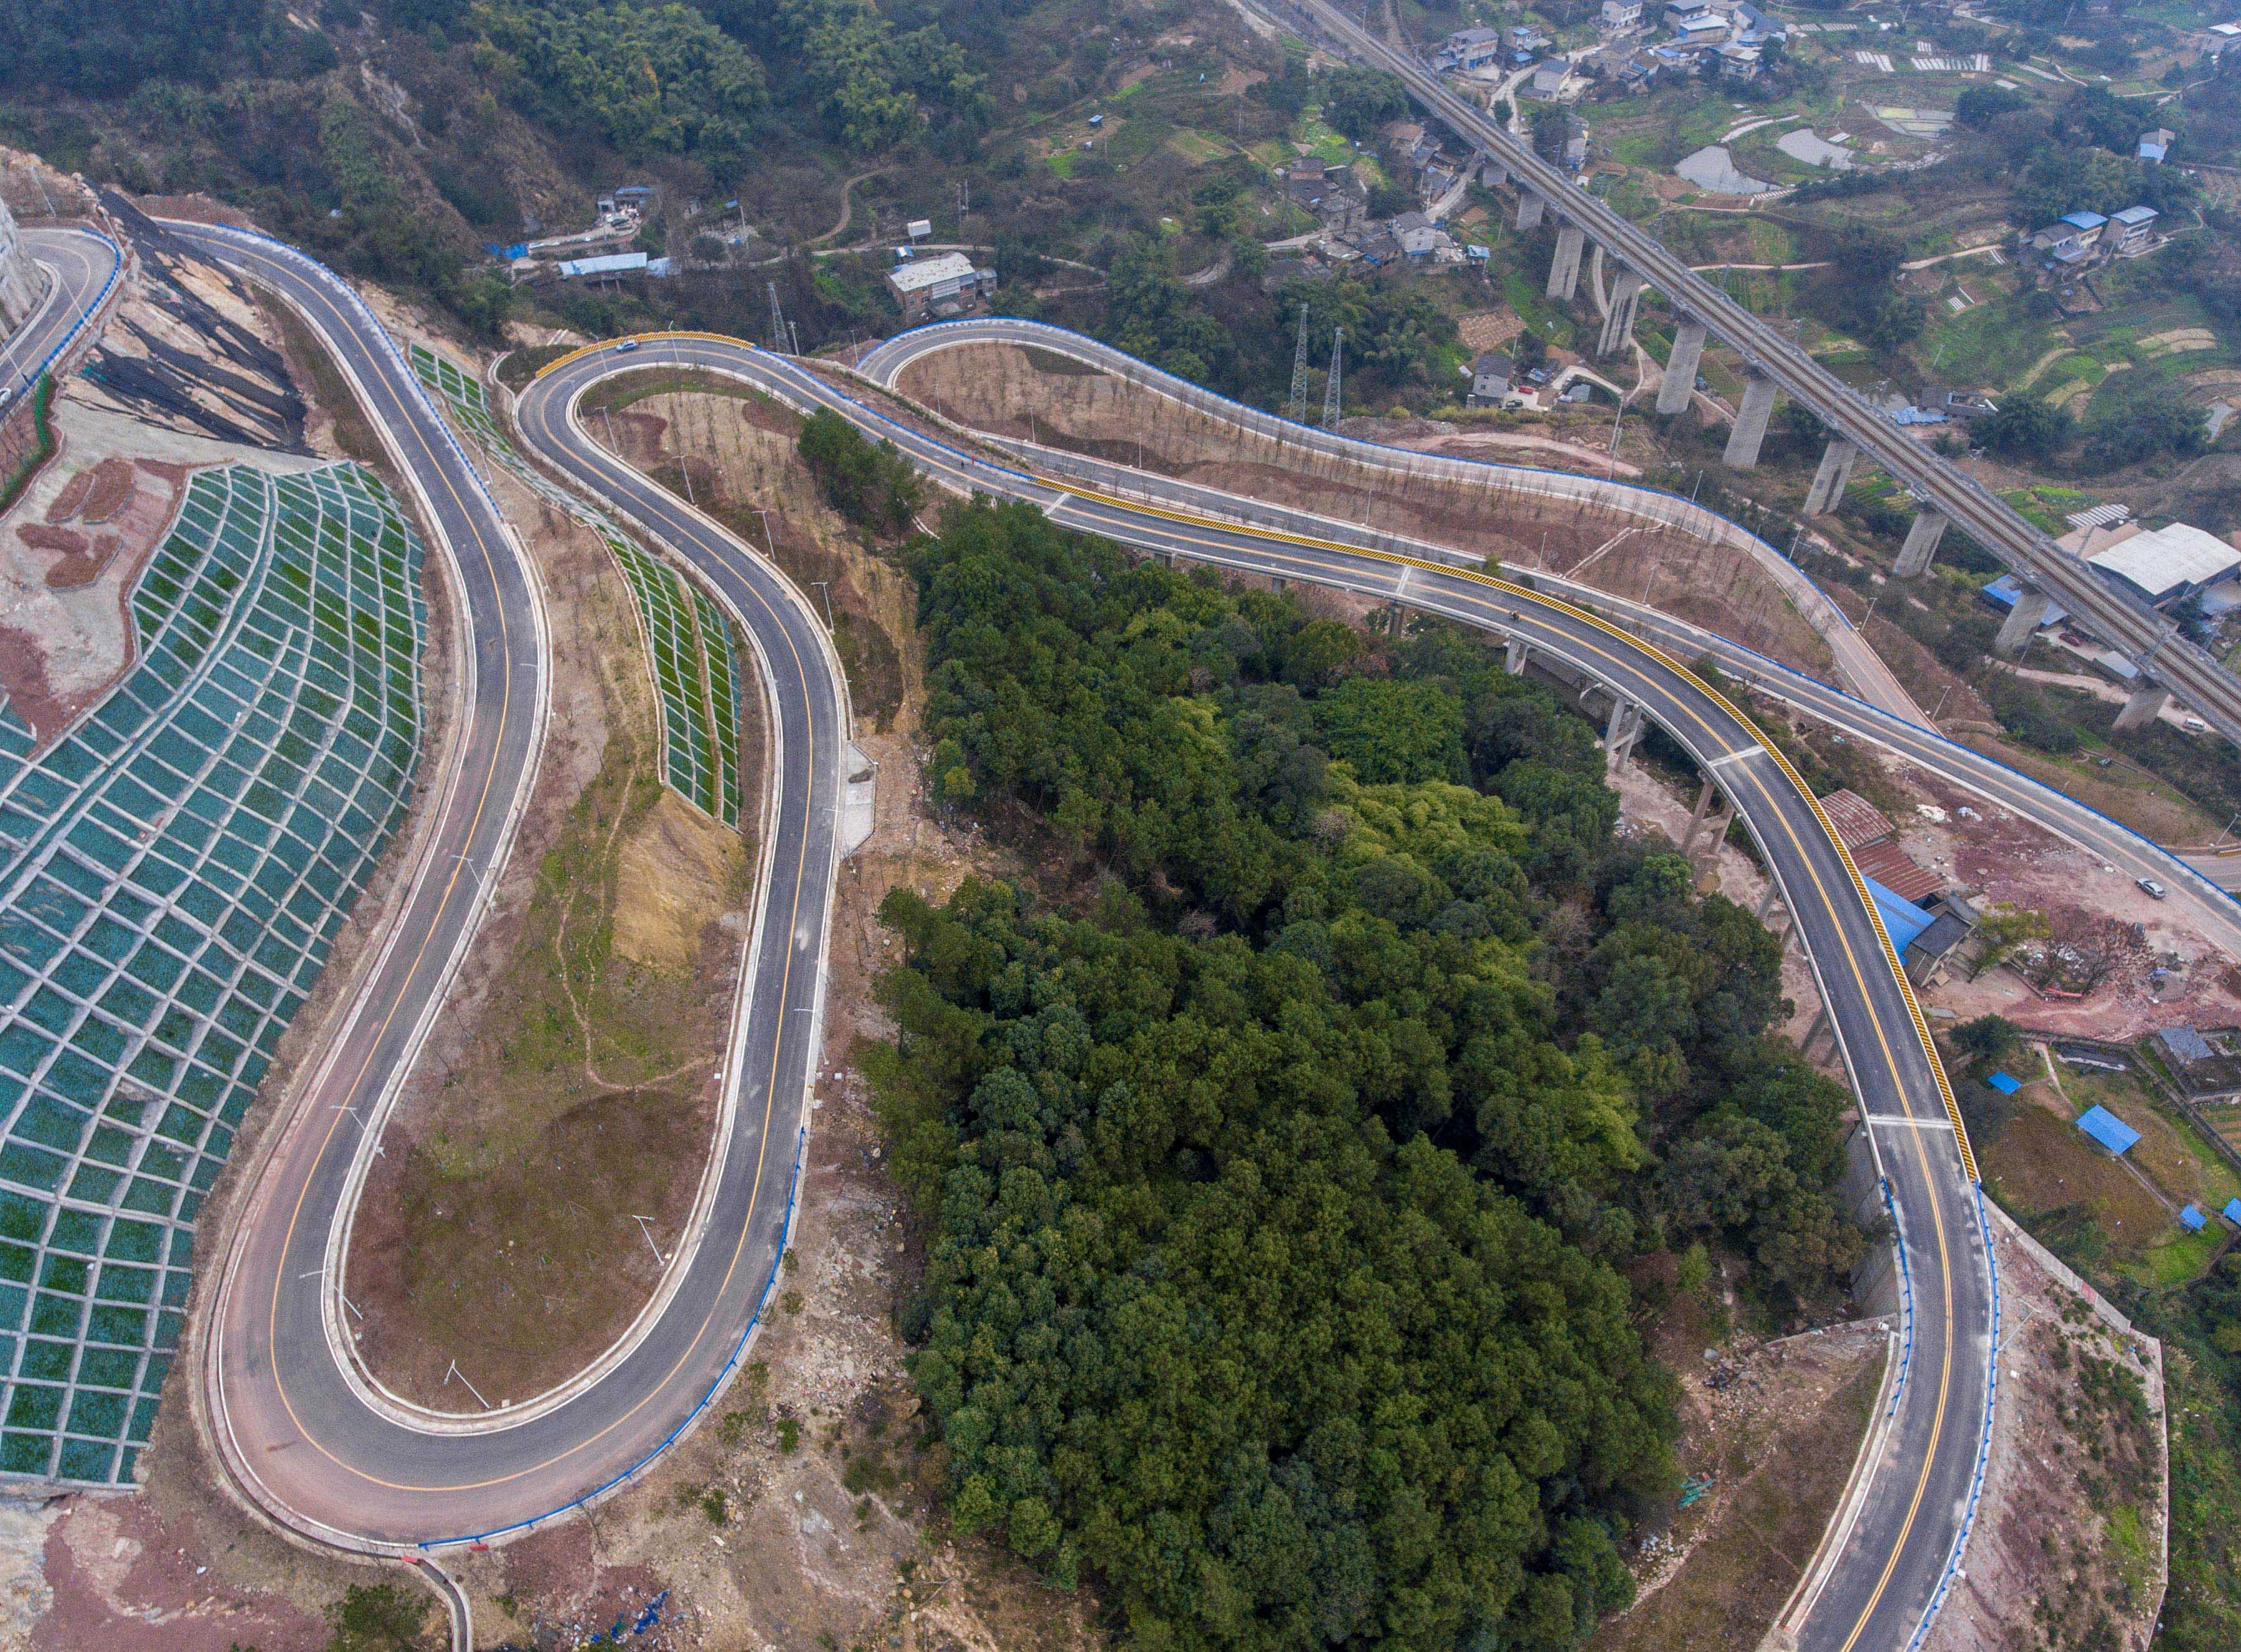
[
  {"x1": 109, "y1": 235, "x2": 1998, "y2": 1650},
  {"x1": 1, "y1": 224, "x2": 121, "y2": 403}
]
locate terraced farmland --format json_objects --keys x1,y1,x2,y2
[
  {"x1": 408, "y1": 344, "x2": 747, "y2": 826},
  {"x1": 0, "y1": 462, "x2": 423, "y2": 1486}
]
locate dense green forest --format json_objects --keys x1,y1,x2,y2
[{"x1": 864, "y1": 498, "x2": 1864, "y2": 1643}]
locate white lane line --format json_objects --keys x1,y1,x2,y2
[
  {"x1": 1708, "y1": 745, "x2": 1765, "y2": 769},
  {"x1": 1866, "y1": 1115, "x2": 1956, "y2": 1130}
]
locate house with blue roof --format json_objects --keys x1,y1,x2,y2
[
  {"x1": 2076, "y1": 1105, "x2": 2142, "y2": 1156},
  {"x1": 2031, "y1": 212, "x2": 2107, "y2": 268},
  {"x1": 2108, "y1": 204, "x2": 2159, "y2": 253}
]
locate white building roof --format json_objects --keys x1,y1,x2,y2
[
  {"x1": 887, "y1": 252, "x2": 978, "y2": 294},
  {"x1": 2088, "y1": 522, "x2": 2241, "y2": 599},
  {"x1": 557, "y1": 251, "x2": 648, "y2": 278}
]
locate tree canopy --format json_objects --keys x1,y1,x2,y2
[{"x1": 875, "y1": 502, "x2": 1868, "y2": 1643}]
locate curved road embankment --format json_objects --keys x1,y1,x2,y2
[
  {"x1": 858, "y1": 318, "x2": 1926, "y2": 729},
  {"x1": 2, "y1": 224, "x2": 123, "y2": 404}
]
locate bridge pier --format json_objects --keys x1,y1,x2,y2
[
  {"x1": 1604, "y1": 697, "x2": 1646, "y2": 772},
  {"x1": 1656, "y1": 320, "x2": 1707, "y2": 417},
  {"x1": 1993, "y1": 587, "x2": 2050, "y2": 655},
  {"x1": 1757, "y1": 884, "x2": 1783, "y2": 923},
  {"x1": 1516, "y1": 191, "x2": 1545, "y2": 230},
  {"x1": 1681, "y1": 777, "x2": 1735, "y2": 857},
  {"x1": 1724, "y1": 372, "x2": 1779, "y2": 470},
  {"x1": 1504, "y1": 635, "x2": 1529, "y2": 675},
  {"x1": 1385, "y1": 600, "x2": 1406, "y2": 638},
  {"x1": 1598, "y1": 268, "x2": 1644, "y2": 358},
  {"x1": 1895, "y1": 509, "x2": 1948, "y2": 578},
  {"x1": 1547, "y1": 224, "x2": 1586, "y2": 301},
  {"x1": 1803, "y1": 438, "x2": 1859, "y2": 517},
  {"x1": 2113, "y1": 683, "x2": 2171, "y2": 732}
]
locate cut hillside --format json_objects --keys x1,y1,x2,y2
[{"x1": 893, "y1": 341, "x2": 1837, "y2": 681}]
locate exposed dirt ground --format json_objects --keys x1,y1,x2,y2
[
  {"x1": 0, "y1": 229, "x2": 326, "y2": 747},
  {"x1": 1922, "y1": 1215, "x2": 2166, "y2": 1652},
  {"x1": 1873, "y1": 758, "x2": 2241, "y2": 1041},
  {"x1": 341, "y1": 416, "x2": 764, "y2": 1411},
  {"x1": 1591, "y1": 1309, "x2": 1885, "y2": 1652},
  {"x1": 892, "y1": 342, "x2": 1837, "y2": 679}
]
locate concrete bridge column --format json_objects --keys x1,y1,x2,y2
[
  {"x1": 1604, "y1": 697, "x2": 1645, "y2": 772},
  {"x1": 1803, "y1": 438, "x2": 1859, "y2": 517},
  {"x1": 1724, "y1": 372, "x2": 1779, "y2": 470},
  {"x1": 1547, "y1": 224, "x2": 1587, "y2": 301},
  {"x1": 1598, "y1": 268, "x2": 1644, "y2": 357},
  {"x1": 1756, "y1": 884, "x2": 1783, "y2": 923},
  {"x1": 2113, "y1": 683, "x2": 2171, "y2": 731},
  {"x1": 1516, "y1": 191, "x2": 1545, "y2": 230},
  {"x1": 1993, "y1": 587, "x2": 2050, "y2": 655},
  {"x1": 1681, "y1": 776, "x2": 1734, "y2": 857},
  {"x1": 1895, "y1": 509, "x2": 1948, "y2": 578},
  {"x1": 1656, "y1": 320, "x2": 1707, "y2": 416},
  {"x1": 1504, "y1": 636, "x2": 1529, "y2": 675}
]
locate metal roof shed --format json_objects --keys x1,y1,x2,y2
[
  {"x1": 2180, "y1": 1204, "x2": 2207, "y2": 1232},
  {"x1": 1862, "y1": 874, "x2": 1933, "y2": 952},
  {"x1": 2076, "y1": 1105, "x2": 2141, "y2": 1156},
  {"x1": 2225, "y1": 1197, "x2": 2241, "y2": 1225},
  {"x1": 2088, "y1": 522, "x2": 2241, "y2": 604},
  {"x1": 1986, "y1": 1070, "x2": 2022, "y2": 1095}
]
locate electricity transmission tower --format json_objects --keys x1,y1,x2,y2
[
  {"x1": 767, "y1": 281, "x2": 788, "y2": 352},
  {"x1": 1288, "y1": 306, "x2": 1313, "y2": 424},
  {"x1": 1321, "y1": 328, "x2": 1344, "y2": 429}
]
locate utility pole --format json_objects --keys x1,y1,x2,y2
[
  {"x1": 1322, "y1": 328, "x2": 1344, "y2": 430},
  {"x1": 1288, "y1": 305, "x2": 1313, "y2": 425}
]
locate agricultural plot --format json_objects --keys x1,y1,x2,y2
[
  {"x1": 408, "y1": 345, "x2": 748, "y2": 826},
  {"x1": 0, "y1": 462, "x2": 423, "y2": 1486}
]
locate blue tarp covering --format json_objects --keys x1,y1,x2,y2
[
  {"x1": 2077, "y1": 1104, "x2": 2141, "y2": 1156},
  {"x1": 2225, "y1": 1197, "x2": 2241, "y2": 1226},
  {"x1": 1986, "y1": 1071, "x2": 2022, "y2": 1095},
  {"x1": 2181, "y1": 1204, "x2": 2207, "y2": 1232},
  {"x1": 1862, "y1": 874, "x2": 1933, "y2": 952},
  {"x1": 1982, "y1": 574, "x2": 2070, "y2": 628}
]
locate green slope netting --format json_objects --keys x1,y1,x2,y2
[
  {"x1": 408, "y1": 344, "x2": 747, "y2": 827},
  {"x1": 0, "y1": 462, "x2": 423, "y2": 1486}
]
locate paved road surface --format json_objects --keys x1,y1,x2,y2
[
  {"x1": 113, "y1": 248, "x2": 1993, "y2": 1652},
  {"x1": 534, "y1": 333, "x2": 1997, "y2": 1652},
  {"x1": 1, "y1": 225, "x2": 121, "y2": 400}
]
